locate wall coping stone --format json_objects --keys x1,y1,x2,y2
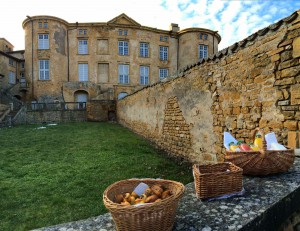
[{"x1": 32, "y1": 157, "x2": 300, "y2": 231}]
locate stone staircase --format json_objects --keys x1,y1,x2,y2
[{"x1": 0, "y1": 90, "x2": 25, "y2": 127}]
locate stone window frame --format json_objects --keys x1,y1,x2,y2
[
  {"x1": 78, "y1": 63, "x2": 88, "y2": 82},
  {"x1": 159, "y1": 68, "x2": 168, "y2": 80},
  {"x1": 118, "y1": 64, "x2": 129, "y2": 84},
  {"x1": 139, "y1": 42, "x2": 149, "y2": 58},
  {"x1": 38, "y1": 34, "x2": 49, "y2": 50},
  {"x1": 118, "y1": 40, "x2": 129, "y2": 56},
  {"x1": 199, "y1": 44, "x2": 208, "y2": 59},
  {"x1": 78, "y1": 39, "x2": 88, "y2": 55},
  {"x1": 159, "y1": 46, "x2": 168, "y2": 61},
  {"x1": 39, "y1": 60, "x2": 50, "y2": 80},
  {"x1": 140, "y1": 65, "x2": 149, "y2": 85}
]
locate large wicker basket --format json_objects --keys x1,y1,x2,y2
[
  {"x1": 225, "y1": 128, "x2": 295, "y2": 176},
  {"x1": 103, "y1": 178, "x2": 185, "y2": 231},
  {"x1": 193, "y1": 162, "x2": 243, "y2": 199}
]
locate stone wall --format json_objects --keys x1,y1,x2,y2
[
  {"x1": 117, "y1": 11, "x2": 300, "y2": 163},
  {"x1": 87, "y1": 100, "x2": 116, "y2": 121},
  {"x1": 25, "y1": 110, "x2": 87, "y2": 124}
]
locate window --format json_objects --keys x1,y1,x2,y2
[
  {"x1": 140, "y1": 66, "x2": 149, "y2": 85},
  {"x1": 118, "y1": 92, "x2": 128, "y2": 100},
  {"x1": 159, "y1": 46, "x2": 168, "y2": 61},
  {"x1": 78, "y1": 29, "x2": 87, "y2": 35},
  {"x1": 9, "y1": 72, "x2": 15, "y2": 84},
  {"x1": 118, "y1": 29, "x2": 128, "y2": 36},
  {"x1": 119, "y1": 41, "x2": 129, "y2": 56},
  {"x1": 199, "y1": 45, "x2": 208, "y2": 59},
  {"x1": 160, "y1": 35, "x2": 168, "y2": 42},
  {"x1": 38, "y1": 22, "x2": 43, "y2": 28},
  {"x1": 118, "y1": 64, "x2": 129, "y2": 84},
  {"x1": 21, "y1": 62, "x2": 25, "y2": 69},
  {"x1": 200, "y1": 33, "x2": 208, "y2": 40},
  {"x1": 78, "y1": 40, "x2": 88, "y2": 54},
  {"x1": 9, "y1": 58, "x2": 14, "y2": 66},
  {"x1": 39, "y1": 60, "x2": 50, "y2": 80},
  {"x1": 44, "y1": 22, "x2": 48, "y2": 28},
  {"x1": 159, "y1": 68, "x2": 168, "y2": 80},
  {"x1": 140, "y1": 42, "x2": 149, "y2": 57},
  {"x1": 78, "y1": 63, "x2": 88, "y2": 81},
  {"x1": 38, "y1": 34, "x2": 49, "y2": 49}
]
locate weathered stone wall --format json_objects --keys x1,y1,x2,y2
[
  {"x1": 117, "y1": 11, "x2": 300, "y2": 163},
  {"x1": 87, "y1": 100, "x2": 116, "y2": 121},
  {"x1": 25, "y1": 110, "x2": 87, "y2": 124}
]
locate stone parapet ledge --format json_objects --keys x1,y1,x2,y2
[{"x1": 33, "y1": 157, "x2": 300, "y2": 231}]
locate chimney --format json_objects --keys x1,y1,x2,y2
[{"x1": 170, "y1": 23, "x2": 180, "y2": 33}]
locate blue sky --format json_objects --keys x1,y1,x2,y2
[{"x1": 1, "y1": 0, "x2": 300, "y2": 51}]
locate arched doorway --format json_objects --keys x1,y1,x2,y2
[
  {"x1": 74, "y1": 90, "x2": 88, "y2": 109},
  {"x1": 118, "y1": 92, "x2": 128, "y2": 100}
]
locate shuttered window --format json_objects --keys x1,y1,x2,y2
[
  {"x1": 118, "y1": 64, "x2": 129, "y2": 84},
  {"x1": 78, "y1": 40, "x2": 88, "y2": 54},
  {"x1": 140, "y1": 66, "x2": 149, "y2": 85},
  {"x1": 39, "y1": 60, "x2": 50, "y2": 80},
  {"x1": 38, "y1": 34, "x2": 49, "y2": 49},
  {"x1": 78, "y1": 63, "x2": 88, "y2": 81}
]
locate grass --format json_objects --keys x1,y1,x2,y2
[{"x1": 0, "y1": 122, "x2": 193, "y2": 231}]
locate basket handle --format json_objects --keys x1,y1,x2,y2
[{"x1": 251, "y1": 128, "x2": 267, "y2": 157}]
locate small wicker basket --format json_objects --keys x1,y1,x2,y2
[
  {"x1": 225, "y1": 128, "x2": 295, "y2": 176},
  {"x1": 103, "y1": 178, "x2": 185, "y2": 231},
  {"x1": 193, "y1": 162, "x2": 243, "y2": 199}
]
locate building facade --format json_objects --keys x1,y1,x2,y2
[
  {"x1": 21, "y1": 14, "x2": 221, "y2": 104},
  {"x1": 0, "y1": 38, "x2": 25, "y2": 99}
]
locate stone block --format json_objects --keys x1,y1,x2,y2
[
  {"x1": 268, "y1": 120, "x2": 283, "y2": 129},
  {"x1": 281, "y1": 66, "x2": 300, "y2": 78},
  {"x1": 291, "y1": 84, "x2": 300, "y2": 105},
  {"x1": 275, "y1": 78, "x2": 295, "y2": 86},
  {"x1": 282, "y1": 111, "x2": 295, "y2": 119},
  {"x1": 284, "y1": 120, "x2": 298, "y2": 130},
  {"x1": 267, "y1": 47, "x2": 285, "y2": 56},
  {"x1": 278, "y1": 59, "x2": 299, "y2": 70}
]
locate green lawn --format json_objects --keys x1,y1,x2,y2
[{"x1": 0, "y1": 122, "x2": 193, "y2": 231}]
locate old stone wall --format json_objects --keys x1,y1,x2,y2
[
  {"x1": 25, "y1": 110, "x2": 87, "y2": 124},
  {"x1": 117, "y1": 11, "x2": 300, "y2": 163},
  {"x1": 87, "y1": 100, "x2": 116, "y2": 121}
]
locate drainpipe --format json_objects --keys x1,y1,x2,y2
[{"x1": 26, "y1": 15, "x2": 34, "y2": 99}]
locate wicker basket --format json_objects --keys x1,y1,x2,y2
[
  {"x1": 225, "y1": 128, "x2": 295, "y2": 176},
  {"x1": 103, "y1": 178, "x2": 185, "y2": 231},
  {"x1": 193, "y1": 162, "x2": 243, "y2": 199}
]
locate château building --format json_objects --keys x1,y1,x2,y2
[{"x1": 7, "y1": 14, "x2": 221, "y2": 104}]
